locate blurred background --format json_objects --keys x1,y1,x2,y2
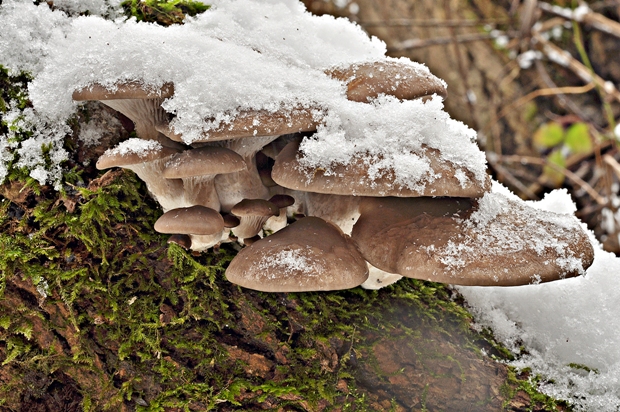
[{"x1": 303, "y1": 0, "x2": 620, "y2": 253}]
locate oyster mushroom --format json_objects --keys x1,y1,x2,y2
[
  {"x1": 156, "y1": 107, "x2": 320, "y2": 143},
  {"x1": 154, "y1": 205, "x2": 227, "y2": 251},
  {"x1": 272, "y1": 140, "x2": 490, "y2": 198},
  {"x1": 162, "y1": 146, "x2": 247, "y2": 211},
  {"x1": 262, "y1": 194, "x2": 296, "y2": 234},
  {"x1": 326, "y1": 59, "x2": 448, "y2": 102},
  {"x1": 351, "y1": 194, "x2": 595, "y2": 286},
  {"x1": 230, "y1": 199, "x2": 279, "y2": 241},
  {"x1": 225, "y1": 217, "x2": 368, "y2": 292},
  {"x1": 96, "y1": 138, "x2": 187, "y2": 212},
  {"x1": 73, "y1": 81, "x2": 183, "y2": 150}
]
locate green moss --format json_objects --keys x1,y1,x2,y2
[
  {"x1": 501, "y1": 367, "x2": 570, "y2": 411},
  {"x1": 121, "y1": 0, "x2": 210, "y2": 25}
]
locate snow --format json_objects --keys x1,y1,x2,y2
[
  {"x1": 258, "y1": 248, "x2": 323, "y2": 279},
  {"x1": 299, "y1": 95, "x2": 488, "y2": 192},
  {"x1": 459, "y1": 188, "x2": 620, "y2": 411},
  {"x1": 104, "y1": 138, "x2": 162, "y2": 158}
]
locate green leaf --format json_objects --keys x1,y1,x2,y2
[
  {"x1": 533, "y1": 122, "x2": 564, "y2": 149},
  {"x1": 543, "y1": 149, "x2": 566, "y2": 187},
  {"x1": 564, "y1": 122, "x2": 592, "y2": 154}
]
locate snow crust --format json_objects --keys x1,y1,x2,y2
[{"x1": 459, "y1": 188, "x2": 620, "y2": 411}]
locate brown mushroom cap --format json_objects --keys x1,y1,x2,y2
[
  {"x1": 225, "y1": 216, "x2": 369, "y2": 292},
  {"x1": 156, "y1": 107, "x2": 320, "y2": 143},
  {"x1": 231, "y1": 199, "x2": 279, "y2": 218},
  {"x1": 167, "y1": 234, "x2": 192, "y2": 249},
  {"x1": 230, "y1": 199, "x2": 280, "y2": 239},
  {"x1": 72, "y1": 81, "x2": 174, "y2": 101},
  {"x1": 351, "y1": 195, "x2": 595, "y2": 286},
  {"x1": 268, "y1": 194, "x2": 295, "y2": 209},
  {"x1": 272, "y1": 140, "x2": 490, "y2": 198},
  {"x1": 154, "y1": 205, "x2": 224, "y2": 235},
  {"x1": 96, "y1": 141, "x2": 180, "y2": 170},
  {"x1": 326, "y1": 60, "x2": 447, "y2": 102},
  {"x1": 162, "y1": 146, "x2": 246, "y2": 179}
]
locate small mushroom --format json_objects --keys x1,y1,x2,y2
[
  {"x1": 263, "y1": 194, "x2": 296, "y2": 234},
  {"x1": 154, "y1": 205, "x2": 227, "y2": 251},
  {"x1": 230, "y1": 199, "x2": 280, "y2": 240},
  {"x1": 326, "y1": 59, "x2": 448, "y2": 103},
  {"x1": 225, "y1": 217, "x2": 369, "y2": 292},
  {"x1": 96, "y1": 138, "x2": 188, "y2": 212},
  {"x1": 162, "y1": 146, "x2": 247, "y2": 211},
  {"x1": 272, "y1": 140, "x2": 490, "y2": 198},
  {"x1": 351, "y1": 195, "x2": 595, "y2": 286}
]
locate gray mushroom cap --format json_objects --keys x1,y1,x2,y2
[
  {"x1": 230, "y1": 199, "x2": 280, "y2": 240},
  {"x1": 225, "y1": 216, "x2": 369, "y2": 292}
]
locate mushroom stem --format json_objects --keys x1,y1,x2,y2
[
  {"x1": 180, "y1": 175, "x2": 220, "y2": 211},
  {"x1": 101, "y1": 99, "x2": 184, "y2": 150},
  {"x1": 303, "y1": 192, "x2": 361, "y2": 235},
  {"x1": 215, "y1": 155, "x2": 270, "y2": 213}
]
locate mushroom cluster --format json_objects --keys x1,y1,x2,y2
[{"x1": 74, "y1": 59, "x2": 594, "y2": 292}]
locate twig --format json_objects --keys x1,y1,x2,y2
[
  {"x1": 603, "y1": 154, "x2": 620, "y2": 180},
  {"x1": 388, "y1": 33, "x2": 497, "y2": 51},
  {"x1": 532, "y1": 32, "x2": 620, "y2": 104},
  {"x1": 493, "y1": 83, "x2": 594, "y2": 126},
  {"x1": 499, "y1": 154, "x2": 607, "y2": 204},
  {"x1": 359, "y1": 18, "x2": 511, "y2": 28},
  {"x1": 445, "y1": 0, "x2": 479, "y2": 131},
  {"x1": 538, "y1": 2, "x2": 620, "y2": 39},
  {"x1": 486, "y1": 153, "x2": 540, "y2": 199}
]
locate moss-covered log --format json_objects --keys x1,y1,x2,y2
[{"x1": 0, "y1": 167, "x2": 567, "y2": 410}]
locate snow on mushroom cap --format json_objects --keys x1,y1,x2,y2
[
  {"x1": 28, "y1": 0, "x2": 385, "y2": 137},
  {"x1": 18, "y1": 0, "x2": 488, "y2": 195},
  {"x1": 297, "y1": 96, "x2": 489, "y2": 192},
  {"x1": 97, "y1": 138, "x2": 165, "y2": 168}
]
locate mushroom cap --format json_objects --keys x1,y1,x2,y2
[
  {"x1": 156, "y1": 107, "x2": 320, "y2": 143},
  {"x1": 351, "y1": 195, "x2": 595, "y2": 286},
  {"x1": 272, "y1": 140, "x2": 490, "y2": 198},
  {"x1": 162, "y1": 146, "x2": 247, "y2": 179},
  {"x1": 154, "y1": 206, "x2": 224, "y2": 235},
  {"x1": 72, "y1": 81, "x2": 174, "y2": 101},
  {"x1": 231, "y1": 199, "x2": 279, "y2": 218},
  {"x1": 326, "y1": 60, "x2": 447, "y2": 102},
  {"x1": 268, "y1": 194, "x2": 296, "y2": 209},
  {"x1": 167, "y1": 234, "x2": 192, "y2": 249},
  {"x1": 225, "y1": 216, "x2": 369, "y2": 292},
  {"x1": 96, "y1": 139, "x2": 180, "y2": 170}
]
